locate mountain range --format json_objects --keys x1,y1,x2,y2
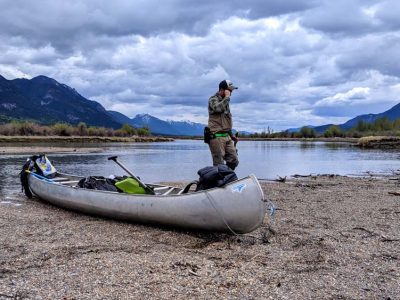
[
  {"x1": 0, "y1": 75, "x2": 205, "y2": 136},
  {"x1": 288, "y1": 103, "x2": 400, "y2": 134},
  {"x1": 2, "y1": 74, "x2": 400, "y2": 136},
  {"x1": 108, "y1": 110, "x2": 205, "y2": 136}
]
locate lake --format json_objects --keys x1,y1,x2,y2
[{"x1": 1, "y1": 139, "x2": 400, "y2": 200}]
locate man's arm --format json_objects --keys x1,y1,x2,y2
[{"x1": 209, "y1": 95, "x2": 230, "y2": 114}]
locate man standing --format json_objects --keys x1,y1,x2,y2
[{"x1": 207, "y1": 80, "x2": 239, "y2": 170}]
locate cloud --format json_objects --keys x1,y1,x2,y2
[
  {"x1": 316, "y1": 87, "x2": 371, "y2": 106},
  {"x1": 1, "y1": 0, "x2": 400, "y2": 131},
  {"x1": 300, "y1": 0, "x2": 380, "y2": 36}
]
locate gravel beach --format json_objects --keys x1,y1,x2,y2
[{"x1": 0, "y1": 175, "x2": 399, "y2": 299}]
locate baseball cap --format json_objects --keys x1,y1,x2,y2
[{"x1": 219, "y1": 80, "x2": 238, "y2": 91}]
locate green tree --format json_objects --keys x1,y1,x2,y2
[
  {"x1": 393, "y1": 118, "x2": 400, "y2": 130},
  {"x1": 120, "y1": 124, "x2": 137, "y2": 136},
  {"x1": 355, "y1": 120, "x2": 368, "y2": 132},
  {"x1": 299, "y1": 126, "x2": 316, "y2": 138},
  {"x1": 374, "y1": 117, "x2": 393, "y2": 131},
  {"x1": 137, "y1": 127, "x2": 150, "y2": 136},
  {"x1": 324, "y1": 125, "x2": 343, "y2": 137}
]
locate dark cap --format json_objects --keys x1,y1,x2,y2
[{"x1": 219, "y1": 80, "x2": 238, "y2": 91}]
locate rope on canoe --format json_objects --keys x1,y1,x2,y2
[
  {"x1": 205, "y1": 191, "x2": 240, "y2": 236},
  {"x1": 205, "y1": 191, "x2": 277, "y2": 239}
]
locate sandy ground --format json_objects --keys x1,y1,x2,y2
[{"x1": 0, "y1": 176, "x2": 399, "y2": 299}]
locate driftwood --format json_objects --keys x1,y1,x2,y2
[
  {"x1": 276, "y1": 176, "x2": 286, "y2": 183},
  {"x1": 388, "y1": 191, "x2": 400, "y2": 196},
  {"x1": 292, "y1": 174, "x2": 312, "y2": 178}
]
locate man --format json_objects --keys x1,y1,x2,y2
[{"x1": 207, "y1": 79, "x2": 239, "y2": 170}]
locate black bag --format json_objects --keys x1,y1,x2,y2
[
  {"x1": 204, "y1": 127, "x2": 213, "y2": 144},
  {"x1": 77, "y1": 176, "x2": 122, "y2": 192},
  {"x1": 195, "y1": 164, "x2": 238, "y2": 191}
]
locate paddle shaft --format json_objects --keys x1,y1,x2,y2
[{"x1": 107, "y1": 156, "x2": 155, "y2": 194}]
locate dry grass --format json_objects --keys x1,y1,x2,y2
[{"x1": 358, "y1": 136, "x2": 400, "y2": 148}]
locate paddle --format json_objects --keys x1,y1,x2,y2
[{"x1": 107, "y1": 156, "x2": 155, "y2": 195}]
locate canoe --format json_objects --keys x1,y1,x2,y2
[{"x1": 27, "y1": 172, "x2": 267, "y2": 233}]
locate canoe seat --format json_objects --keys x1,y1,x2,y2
[
  {"x1": 162, "y1": 187, "x2": 175, "y2": 195},
  {"x1": 59, "y1": 180, "x2": 80, "y2": 185},
  {"x1": 153, "y1": 186, "x2": 170, "y2": 191},
  {"x1": 53, "y1": 177, "x2": 70, "y2": 182}
]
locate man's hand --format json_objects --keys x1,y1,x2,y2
[{"x1": 224, "y1": 89, "x2": 231, "y2": 98}]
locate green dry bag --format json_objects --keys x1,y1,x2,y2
[{"x1": 115, "y1": 177, "x2": 146, "y2": 194}]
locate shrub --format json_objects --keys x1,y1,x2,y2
[
  {"x1": 76, "y1": 122, "x2": 88, "y2": 136},
  {"x1": 52, "y1": 123, "x2": 73, "y2": 136}
]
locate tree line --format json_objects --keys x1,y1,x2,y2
[
  {"x1": 243, "y1": 117, "x2": 400, "y2": 138},
  {"x1": 0, "y1": 121, "x2": 151, "y2": 137}
]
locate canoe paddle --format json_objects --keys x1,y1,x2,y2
[{"x1": 107, "y1": 156, "x2": 155, "y2": 195}]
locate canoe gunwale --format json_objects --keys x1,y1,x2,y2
[{"x1": 34, "y1": 172, "x2": 260, "y2": 198}]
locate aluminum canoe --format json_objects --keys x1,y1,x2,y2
[{"x1": 28, "y1": 172, "x2": 266, "y2": 233}]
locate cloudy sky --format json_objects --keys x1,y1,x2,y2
[{"x1": 1, "y1": 0, "x2": 400, "y2": 131}]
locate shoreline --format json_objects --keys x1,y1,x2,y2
[
  {"x1": 179, "y1": 136, "x2": 359, "y2": 143},
  {"x1": 0, "y1": 175, "x2": 398, "y2": 299},
  {"x1": 0, "y1": 135, "x2": 174, "y2": 144},
  {"x1": 0, "y1": 135, "x2": 359, "y2": 143}
]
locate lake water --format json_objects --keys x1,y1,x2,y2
[{"x1": 1, "y1": 139, "x2": 400, "y2": 200}]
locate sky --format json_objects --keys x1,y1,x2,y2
[{"x1": 1, "y1": 0, "x2": 400, "y2": 131}]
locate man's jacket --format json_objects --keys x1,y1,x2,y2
[{"x1": 208, "y1": 92, "x2": 233, "y2": 133}]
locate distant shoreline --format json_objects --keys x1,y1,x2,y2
[
  {"x1": 0, "y1": 135, "x2": 174, "y2": 144},
  {"x1": 183, "y1": 136, "x2": 359, "y2": 143}
]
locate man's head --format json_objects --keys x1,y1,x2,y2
[{"x1": 219, "y1": 80, "x2": 238, "y2": 92}]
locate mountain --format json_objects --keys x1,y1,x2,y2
[
  {"x1": 130, "y1": 114, "x2": 179, "y2": 135},
  {"x1": 108, "y1": 110, "x2": 134, "y2": 125},
  {"x1": 166, "y1": 120, "x2": 204, "y2": 136},
  {"x1": 0, "y1": 74, "x2": 234, "y2": 136},
  {"x1": 119, "y1": 113, "x2": 206, "y2": 136},
  {"x1": 288, "y1": 102, "x2": 400, "y2": 134},
  {"x1": 340, "y1": 102, "x2": 400, "y2": 130},
  {"x1": 0, "y1": 75, "x2": 121, "y2": 128}
]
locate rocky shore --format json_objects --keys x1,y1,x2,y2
[{"x1": 0, "y1": 175, "x2": 399, "y2": 299}]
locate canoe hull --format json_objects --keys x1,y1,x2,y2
[{"x1": 28, "y1": 174, "x2": 266, "y2": 233}]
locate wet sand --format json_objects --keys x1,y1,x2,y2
[{"x1": 0, "y1": 176, "x2": 399, "y2": 299}]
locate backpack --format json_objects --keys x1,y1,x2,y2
[
  {"x1": 182, "y1": 164, "x2": 238, "y2": 193},
  {"x1": 77, "y1": 176, "x2": 121, "y2": 193}
]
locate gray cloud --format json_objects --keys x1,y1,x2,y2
[{"x1": 1, "y1": 0, "x2": 400, "y2": 131}]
